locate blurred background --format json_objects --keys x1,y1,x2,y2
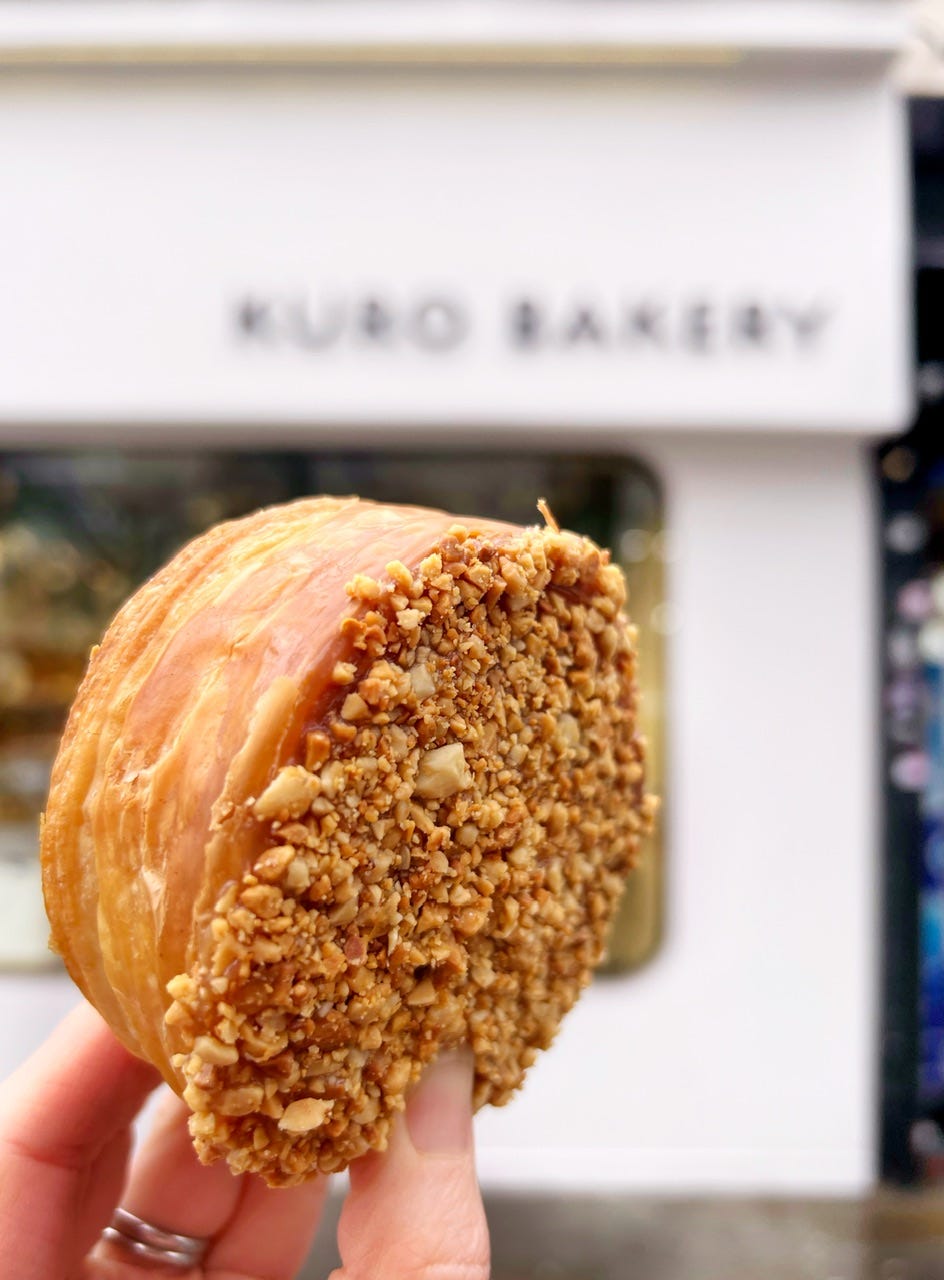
[{"x1": 5, "y1": 1, "x2": 944, "y2": 1276}]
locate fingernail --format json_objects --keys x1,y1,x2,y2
[{"x1": 406, "y1": 1050, "x2": 474, "y2": 1154}]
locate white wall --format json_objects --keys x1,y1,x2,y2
[
  {"x1": 0, "y1": 64, "x2": 909, "y2": 434},
  {"x1": 0, "y1": 0, "x2": 905, "y2": 1200},
  {"x1": 473, "y1": 432, "x2": 878, "y2": 1193},
  {"x1": 0, "y1": 434, "x2": 879, "y2": 1194}
]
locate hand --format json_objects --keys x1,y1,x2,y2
[{"x1": 0, "y1": 1002, "x2": 490, "y2": 1279}]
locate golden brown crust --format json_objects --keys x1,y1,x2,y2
[
  {"x1": 42, "y1": 498, "x2": 469, "y2": 1073},
  {"x1": 41, "y1": 497, "x2": 654, "y2": 1182}
]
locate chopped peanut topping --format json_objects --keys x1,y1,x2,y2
[
  {"x1": 279, "y1": 1098, "x2": 335, "y2": 1133},
  {"x1": 253, "y1": 767, "x2": 320, "y2": 822},
  {"x1": 192, "y1": 1035, "x2": 240, "y2": 1066},
  {"x1": 304, "y1": 731, "x2": 331, "y2": 770},
  {"x1": 414, "y1": 744, "x2": 473, "y2": 801},
  {"x1": 341, "y1": 692, "x2": 369, "y2": 722},
  {"x1": 408, "y1": 663, "x2": 436, "y2": 699},
  {"x1": 167, "y1": 522, "x2": 653, "y2": 1186}
]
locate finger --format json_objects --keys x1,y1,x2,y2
[
  {"x1": 0, "y1": 1001, "x2": 159, "y2": 1280},
  {"x1": 73, "y1": 1126, "x2": 135, "y2": 1263},
  {"x1": 114, "y1": 1089, "x2": 326, "y2": 1280},
  {"x1": 204, "y1": 1169, "x2": 327, "y2": 1280},
  {"x1": 117, "y1": 1090, "x2": 245, "y2": 1240},
  {"x1": 331, "y1": 1051, "x2": 490, "y2": 1280}
]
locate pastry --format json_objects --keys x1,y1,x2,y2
[{"x1": 41, "y1": 496, "x2": 654, "y2": 1185}]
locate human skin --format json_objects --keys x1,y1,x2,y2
[{"x1": 0, "y1": 1001, "x2": 489, "y2": 1280}]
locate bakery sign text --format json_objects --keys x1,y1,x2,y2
[{"x1": 233, "y1": 292, "x2": 831, "y2": 355}]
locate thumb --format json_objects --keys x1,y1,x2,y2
[{"x1": 331, "y1": 1050, "x2": 490, "y2": 1280}]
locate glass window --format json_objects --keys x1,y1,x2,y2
[{"x1": 0, "y1": 450, "x2": 665, "y2": 973}]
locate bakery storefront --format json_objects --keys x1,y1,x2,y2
[{"x1": 0, "y1": 3, "x2": 911, "y2": 1198}]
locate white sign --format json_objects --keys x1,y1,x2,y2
[{"x1": 0, "y1": 62, "x2": 910, "y2": 435}]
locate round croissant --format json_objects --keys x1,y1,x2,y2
[{"x1": 41, "y1": 496, "x2": 653, "y2": 1185}]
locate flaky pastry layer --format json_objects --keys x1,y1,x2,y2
[{"x1": 41, "y1": 497, "x2": 653, "y2": 1184}]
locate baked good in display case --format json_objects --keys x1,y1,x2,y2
[{"x1": 41, "y1": 496, "x2": 655, "y2": 1185}]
